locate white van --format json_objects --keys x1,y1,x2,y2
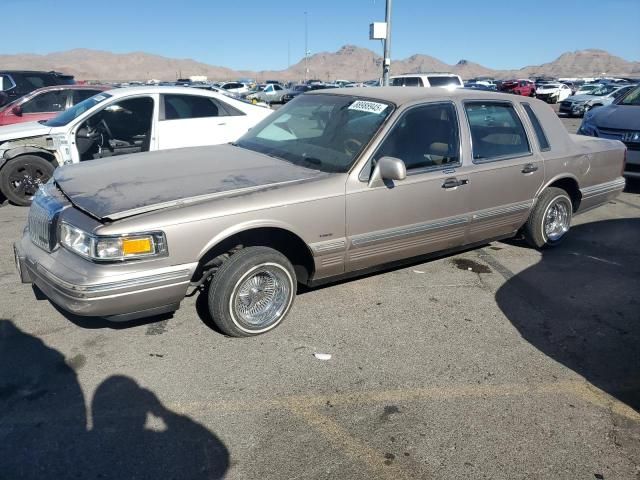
[{"x1": 390, "y1": 73, "x2": 463, "y2": 88}]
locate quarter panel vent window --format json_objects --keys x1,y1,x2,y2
[
  {"x1": 521, "y1": 103, "x2": 550, "y2": 151},
  {"x1": 465, "y1": 102, "x2": 531, "y2": 162}
]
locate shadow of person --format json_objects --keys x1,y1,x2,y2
[
  {"x1": 87, "y1": 376, "x2": 229, "y2": 480},
  {"x1": 495, "y1": 218, "x2": 640, "y2": 411},
  {"x1": 0, "y1": 319, "x2": 87, "y2": 478},
  {"x1": 0, "y1": 320, "x2": 229, "y2": 479}
]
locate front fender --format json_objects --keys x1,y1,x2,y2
[{"x1": 197, "y1": 219, "x2": 312, "y2": 260}]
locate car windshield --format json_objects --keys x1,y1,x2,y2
[
  {"x1": 589, "y1": 85, "x2": 617, "y2": 96},
  {"x1": 44, "y1": 92, "x2": 112, "y2": 127},
  {"x1": 294, "y1": 85, "x2": 309, "y2": 92},
  {"x1": 617, "y1": 86, "x2": 640, "y2": 106},
  {"x1": 234, "y1": 94, "x2": 393, "y2": 173}
]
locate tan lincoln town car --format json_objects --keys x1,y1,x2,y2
[{"x1": 15, "y1": 88, "x2": 626, "y2": 336}]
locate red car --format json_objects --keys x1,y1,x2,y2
[
  {"x1": 499, "y1": 79, "x2": 536, "y2": 97},
  {"x1": 0, "y1": 85, "x2": 108, "y2": 126}
]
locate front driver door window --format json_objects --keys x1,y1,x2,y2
[
  {"x1": 76, "y1": 96, "x2": 155, "y2": 161},
  {"x1": 345, "y1": 102, "x2": 471, "y2": 271}
]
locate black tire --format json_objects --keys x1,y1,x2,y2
[
  {"x1": 0, "y1": 155, "x2": 55, "y2": 206},
  {"x1": 523, "y1": 187, "x2": 573, "y2": 249},
  {"x1": 207, "y1": 246, "x2": 296, "y2": 337}
]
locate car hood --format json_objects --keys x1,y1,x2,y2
[
  {"x1": 537, "y1": 86, "x2": 560, "y2": 93},
  {"x1": 564, "y1": 94, "x2": 598, "y2": 103},
  {"x1": 587, "y1": 104, "x2": 640, "y2": 130},
  {"x1": 0, "y1": 121, "x2": 52, "y2": 143},
  {"x1": 54, "y1": 144, "x2": 329, "y2": 221}
]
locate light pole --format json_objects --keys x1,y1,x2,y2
[
  {"x1": 382, "y1": 0, "x2": 392, "y2": 86},
  {"x1": 304, "y1": 11, "x2": 309, "y2": 83}
]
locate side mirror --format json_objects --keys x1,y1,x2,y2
[
  {"x1": 368, "y1": 156, "x2": 407, "y2": 188},
  {"x1": 11, "y1": 105, "x2": 22, "y2": 116}
]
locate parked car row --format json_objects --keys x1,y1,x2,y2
[{"x1": 578, "y1": 84, "x2": 640, "y2": 179}]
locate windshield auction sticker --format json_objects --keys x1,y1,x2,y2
[{"x1": 348, "y1": 100, "x2": 388, "y2": 114}]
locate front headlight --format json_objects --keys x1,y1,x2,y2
[{"x1": 60, "y1": 223, "x2": 167, "y2": 261}]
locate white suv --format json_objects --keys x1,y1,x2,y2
[{"x1": 390, "y1": 73, "x2": 463, "y2": 88}]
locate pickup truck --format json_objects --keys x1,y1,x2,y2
[
  {"x1": 15, "y1": 88, "x2": 625, "y2": 337},
  {"x1": 0, "y1": 86, "x2": 272, "y2": 205}
]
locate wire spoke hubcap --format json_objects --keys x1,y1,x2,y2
[
  {"x1": 544, "y1": 198, "x2": 571, "y2": 241},
  {"x1": 232, "y1": 264, "x2": 291, "y2": 328}
]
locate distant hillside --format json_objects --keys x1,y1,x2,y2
[{"x1": 1, "y1": 46, "x2": 638, "y2": 82}]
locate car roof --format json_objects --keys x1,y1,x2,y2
[
  {"x1": 28, "y1": 85, "x2": 109, "y2": 93},
  {"x1": 102, "y1": 85, "x2": 234, "y2": 97},
  {"x1": 391, "y1": 73, "x2": 460, "y2": 78},
  {"x1": 307, "y1": 86, "x2": 523, "y2": 106}
]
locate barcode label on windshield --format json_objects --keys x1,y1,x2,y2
[{"x1": 349, "y1": 100, "x2": 388, "y2": 114}]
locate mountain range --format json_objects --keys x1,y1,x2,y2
[{"x1": 1, "y1": 46, "x2": 638, "y2": 82}]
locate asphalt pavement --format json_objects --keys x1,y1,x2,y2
[{"x1": 0, "y1": 115, "x2": 638, "y2": 479}]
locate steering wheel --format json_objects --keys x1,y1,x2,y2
[
  {"x1": 99, "y1": 119, "x2": 114, "y2": 141},
  {"x1": 344, "y1": 138, "x2": 363, "y2": 156}
]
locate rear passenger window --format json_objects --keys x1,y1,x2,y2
[
  {"x1": 72, "y1": 90, "x2": 102, "y2": 105},
  {"x1": 465, "y1": 102, "x2": 530, "y2": 162},
  {"x1": 375, "y1": 102, "x2": 460, "y2": 171},
  {"x1": 163, "y1": 94, "x2": 221, "y2": 120},
  {"x1": 521, "y1": 103, "x2": 550, "y2": 151}
]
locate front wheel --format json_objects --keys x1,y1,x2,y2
[
  {"x1": 207, "y1": 246, "x2": 296, "y2": 337},
  {"x1": 0, "y1": 155, "x2": 55, "y2": 206},
  {"x1": 523, "y1": 187, "x2": 573, "y2": 249}
]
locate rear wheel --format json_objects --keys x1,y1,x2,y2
[
  {"x1": 207, "y1": 246, "x2": 296, "y2": 337},
  {"x1": 523, "y1": 187, "x2": 573, "y2": 249},
  {"x1": 0, "y1": 155, "x2": 54, "y2": 206}
]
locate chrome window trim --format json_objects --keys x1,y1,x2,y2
[
  {"x1": 462, "y1": 99, "x2": 532, "y2": 164},
  {"x1": 358, "y1": 100, "x2": 463, "y2": 182}
]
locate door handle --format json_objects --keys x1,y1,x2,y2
[
  {"x1": 442, "y1": 177, "x2": 469, "y2": 189},
  {"x1": 217, "y1": 122, "x2": 227, "y2": 126},
  {"x1": 522, "y1": 163, "x2": 539, "y2": 174}
]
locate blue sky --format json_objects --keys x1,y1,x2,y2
[{"x1": 4, "y1": 0, "x2": 639, "y2": 71}]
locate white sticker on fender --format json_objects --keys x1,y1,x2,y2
[{"x1": 348, "y1": 100, "x2": 388, "y2": 114}]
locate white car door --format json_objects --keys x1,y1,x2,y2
[
  {"x1": 156, "y1": 93, "x2": 251, "y2": 149},
  {"x1": 558, "y1": 85, "x2": 571, "y2": 101},
  {"x1": 66, "y1": 93, "x2": 158, "y2": 163}
]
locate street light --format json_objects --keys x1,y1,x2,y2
[
  {"x1": 382, "y1": 0, "x2": 392, "y2": 86},
  {"x1": 304, "y1": 11, "x2": 309, "y2": 83},
  {"x1": 369, "y1": 0, "x2": 392, "y2": 86}
]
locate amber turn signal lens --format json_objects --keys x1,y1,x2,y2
[{"x1": 121, "y1": 237, "x2": 153, "y2": 256}]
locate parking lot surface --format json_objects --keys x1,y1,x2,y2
[{"x1": 1, "y1": 116, "x2": 638, "y2": 479}]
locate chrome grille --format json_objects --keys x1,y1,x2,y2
[
  {"x1": 597, "y1": 128, "x2": 625, "y2": 141},
  {"x1": 28, "y1": 200, "x2": 55, "y2": 251},
  {"x1": 27, "y1": 184, "x2": 68, "y2": 252}
]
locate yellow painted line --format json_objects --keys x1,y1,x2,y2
[
  {"x1": 288, "y1": 405, "x2": 413, "y2": 480},
  {"x1": 169, "y1": 379, "x2": 640, "y2": 422}
]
